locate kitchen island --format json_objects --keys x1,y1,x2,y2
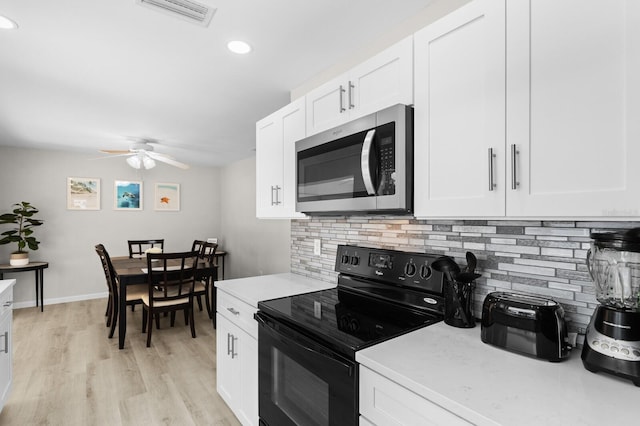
[{"x1": 356, "y1": 322, "x2": 635, "y2": 425}]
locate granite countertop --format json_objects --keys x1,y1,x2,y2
[
  {"x1": 356, "y1": 322, "x2": 636, "y2": 425},
  {"x1": 215, "y1": 272, "x2": 335, "y2": 307}
]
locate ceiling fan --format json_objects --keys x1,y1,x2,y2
[{"x1": 98, "y1": 140, "x2": 190, "y2": 170}]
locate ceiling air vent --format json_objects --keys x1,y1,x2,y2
[{"x1": 136, "y1": 0, "x2": 216, "y2": 27}]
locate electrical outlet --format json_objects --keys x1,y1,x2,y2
[
  {"x1": 314, "y1": 301, "x2": 322, "y2": 319},
  {"x1": 314, "y1": 239, "x2": 321, "y2": 255}
]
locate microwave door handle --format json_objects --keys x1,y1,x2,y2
[{"x1": 361, "y1": 129, "x2": 377, "y2": 195}]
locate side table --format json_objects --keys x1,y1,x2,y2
[{"x1": 0, "y1": 262, "x2": 49, "y2": 312}]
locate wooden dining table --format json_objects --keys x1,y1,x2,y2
[{"x1": 111, "y1": 256, "x2": 217, "y2": 349}]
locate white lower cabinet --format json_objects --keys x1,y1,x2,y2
[
  {"x1": 0, "y1": 280, "x2": 14, "y2": 414},
  {"x1": 216, "y1": 290, "x2": 258, "y2": 426},
  {"x1": 359, "y1": 415, "x2": 375, "y2": 426},
  {"x1": 359, "y1": 366, "x2": 471, "y2": 426}
]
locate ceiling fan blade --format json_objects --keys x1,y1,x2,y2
[
  {"x1": 90, "y1": 153, "x2": 135, "y2": 160},
  {"x1": 99, "y1": 149, "x2": 131, "y2": 154},
  {"x1": 146, "y1": 151, "x2": 190, "y2": 169}
]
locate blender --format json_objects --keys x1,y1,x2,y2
[{"x1": 581, "y1": 228, "x2": 640, "y2": 386}]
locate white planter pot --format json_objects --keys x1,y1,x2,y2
[{"x1": 9, "y1": 253, "x2": 29, "y2": 266}]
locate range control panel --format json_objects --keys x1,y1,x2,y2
[{"x1": 335, "y1": 244, "x2": 444, "y2": 295}]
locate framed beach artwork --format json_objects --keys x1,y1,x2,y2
[
  {"x1": 67, "y1": 177, "x2": 101, "y2": 210},
  {"x1": 154, "y1": 183, "x2": 180, "y2": 211},
  {"x1": 114, "y1": 180, "x2": 143, "y2": 210}
]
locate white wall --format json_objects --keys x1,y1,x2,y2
[
  {"x1": 0, "y1": 146, "x2": 221, "y2": 307},
  {"x1": 219, "y1": 156, "x2": 290, "y2": 279},
  {"x1": 290, "y1": 0, "x2": 471, "y2": 99}
]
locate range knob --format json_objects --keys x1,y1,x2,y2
[
  {"x1": 341, "y1": 254, "x2": 350, "y2": 264},
  {"x1": 349, "y1": 318, "x2": 360, "y2": 332},
  {"x1": 350, "y1": 256, "x2": 360, "y2": 266},
  {"x1": 419, "y1": 265, "x2": 432, "y2": 279},
  {"x1": 404, "y1": 262, "x2": 417, "y2": 277}
]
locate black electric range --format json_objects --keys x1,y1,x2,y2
[
  {"x1": 258, "y1": 244, "x2": 446, "y2": 358},
  {"x1": 256, "y1": 245, "x2": 446, "y2": 426}
]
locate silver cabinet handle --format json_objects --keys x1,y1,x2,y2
[
  {"x1": 510, "y1": 144, "x2": 520, "y2": 190},
  {"x1": 273, "y1": 186, "x2": 281, "y2": 205},
  {"x1": 348, "y1": 81, "x2": 355, "y2": 109},
  {"x1": 361, "y1": 129, "x2": 377, "y2": 195},
  {"x1": 227, "y1": 307, "x2": 240, "y2": 316},
  {"x1": 488, "y1": 148, "x2": 496, "y2": 191},
  {"x1": 270, "y1": 185, "x2": 275, "y2": 206},
  {"x1": 0, "y1": 331, "x2": 7, "y2": 354},
  {"x1": 231, "y1": 335, "x2": 238, "y2": 359},
  {"x1": 227, "y1": 333, "x2": 232, "y2": 356},
  {"x1": 339, "y1": 85, "x2": 346, "y2": 113},
  {"x1": 3, "y1": 301, "x2": 12, "y2": 307}
]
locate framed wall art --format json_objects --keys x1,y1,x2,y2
[
  {"x1": 67, "y1": 177, "x2": 101, "y2": 210},
  {"x1": 114, "y1": 180, "x2": 143, "y2": 210},
  {"x1": 154, "y1": 183, "x2": 180, "y2": 211}
]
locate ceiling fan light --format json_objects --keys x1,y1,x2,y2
[
  {"x1": 126, "y1": 155, "x2": 142, "y2": 169},
  {"x1": 227, "y1": 40, "x2": 251, "y2": 54},
  {"x1": 0, "y1": 15, "x2": 18, "y2": 30},
  {"x1": 143, "y1": 156, "x2": 156, "y2": 169}
]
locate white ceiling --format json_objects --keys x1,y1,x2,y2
[{"x1": 0, "y1": 0, "x2": 434, "y2": 168}]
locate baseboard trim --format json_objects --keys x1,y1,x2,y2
[{"x1": 13, "y1": 291, "x2": 109, "y2": 310}]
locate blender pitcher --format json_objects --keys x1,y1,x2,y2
[{"x1": 587, "y1": 229, "x2": 640, "y2": 310}]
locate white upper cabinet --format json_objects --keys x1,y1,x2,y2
[
  {"x1": 506, "y1": 0, "x2": 640, "y2": 217},
  {"x1": 305, "y1": 36, "x2": 414, "y2": 135},
  {"x1": 414, "y1": 0, "x2": 506, "y2": 217},
  {"x1": 415, "y1": 0, "x2": 640, "y2": 219},
  {"x1": 256, "y1": 98, "x2": 306, "y2": 219}
]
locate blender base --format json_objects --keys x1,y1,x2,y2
[{"x1": 582, "y1": 335, "x2": 640, "y2": 387}]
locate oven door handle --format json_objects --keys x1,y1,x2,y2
[
  {"x1": 255, "y1": 312, "x2": 355, "y2": 377},
  {"x1": 361, "y1": 129, "x2": 377, "y2": 196}
]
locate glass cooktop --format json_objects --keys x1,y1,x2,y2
[{"x1": 257, "y1": 286, "x2": 441, "y2": 358}]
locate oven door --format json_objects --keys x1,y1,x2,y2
[{"x1": 255, "y1": 312, "x2": 358, "y2": 426}]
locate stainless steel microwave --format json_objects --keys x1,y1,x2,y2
[{"x1": 295, "y1": 104, "x2": 413, "y2": 215}]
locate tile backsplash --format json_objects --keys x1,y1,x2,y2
[{"x1": 291, "y1": 217, "x2": 639, "y2": 341}]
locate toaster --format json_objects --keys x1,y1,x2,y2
[{"x1": 481, "y1": 292, "x2": 571, "y2": 362}]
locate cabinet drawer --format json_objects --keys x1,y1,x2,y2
[
  {"x1": 217, "y1": 290, "x2": 257, "y2": 338},
  {"x1": 360, "y1": 366, "x2": 472, "y2": 426}
]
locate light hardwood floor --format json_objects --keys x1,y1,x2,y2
[{"x1": 0, "y1": 298, "x2": 241, "y2": 426}]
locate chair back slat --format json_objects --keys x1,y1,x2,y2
[
  {"x1": 128, "y1": 239, "x2": 165, "y2": 258},
  {"x1": 191, "y1": 240, "x2": 206, "y2": 256},
  {"x1": 146, "y1": 251, "x2": 199, "y2": 305}
]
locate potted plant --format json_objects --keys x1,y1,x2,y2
[{"x1": 0, "y1": 201, "x2": 44, "y2": 266}]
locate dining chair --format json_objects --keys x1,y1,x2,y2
[
  {"x1": 193, "y1": 241, "x2": 218, "y2": 323},
  {"x1": 95, "y1": 244, "x2": 147, "y2": 339},
  {"x1": 142, "y1": 250, "x2": 199, "y2": 347},
  {"x1": 191, "y1": 239, "x2": 206, "y2": 256},
  {"x1": 128, "y1": 239, "x2": 165, "y2": 258}
]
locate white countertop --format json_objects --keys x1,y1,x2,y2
[
  {"x1": 0, "y1": 279, "x2": 15, "y2": 295},
  {"x1": 356, "y1": 322, "x2": 636, "y2": 425},
  {"x1": 215, "y1": 272, "x2": 335, "y2": 308}
]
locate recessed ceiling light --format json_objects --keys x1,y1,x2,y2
[
  {"x1": 0, "y1": 15, "x2": 18, "y2": 30},
  {"x1": 227, "y1": 40, "x2": 251, "y2": 54}
]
